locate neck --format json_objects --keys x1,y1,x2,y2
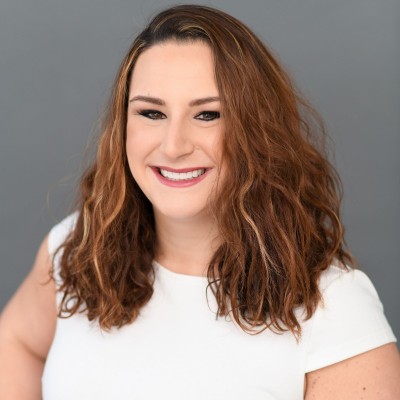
[{"x1": 154, "y1": 210, "x2": 221, "y2": 277}]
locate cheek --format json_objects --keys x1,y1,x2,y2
[
  {"x1": 125, "y1": 131, "x2": 147, "y2": 184},
  {"x1": 125, "y1": 134, "x2": 138, "y2": 175},
  {"x1": 125, "y1": 123, "x2": 154, "y2": 165},
  {"x1": 199, "y1": 124, "x2": 223, "y2": 159},
  {"x1": 125, "y1": 131, "x2": 137, "y2": 159},
  {"x1": 125, "y1": 132, "x2": 152, "y2": 198},
  {"x1": 209, "y1": 130, "x2": 224, "y2": 167},
  {"x1": 211, "y1": 132, "x2": 226, "y2": 184}
]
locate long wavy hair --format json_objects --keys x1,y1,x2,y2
[{"x1": 54, "y1": 4, "x2": 354, "y2": 339}]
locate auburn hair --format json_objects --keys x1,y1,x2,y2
[{"x1": 54, "y1": 4, "x2": 354, "y2": 340}]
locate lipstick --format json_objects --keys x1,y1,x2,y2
[{"x1": 150, "y1": 166, "x2": 211, "y2": 188}]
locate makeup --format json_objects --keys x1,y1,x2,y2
[{"x1": 150, "y1": 166, "x2": 211, "y2": 188}]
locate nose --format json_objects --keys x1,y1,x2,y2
[{"x1": 159, "y1": 117, "x2": 195, "y2": 159}]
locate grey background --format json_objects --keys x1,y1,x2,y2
[{"x1": 1, "y1": 0, "x2": 399, "y2": 343}]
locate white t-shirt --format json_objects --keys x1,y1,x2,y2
[{"x1": 42, "y1": 213, "x2": 397, "y2": 400}]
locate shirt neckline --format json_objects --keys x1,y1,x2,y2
[{"x1": 153, "y1": 260, "x2": 209, "y2": 282}]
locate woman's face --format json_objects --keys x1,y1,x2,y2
[{"x1": 126, "y1": 40, "x2": 224, "y2": 222}]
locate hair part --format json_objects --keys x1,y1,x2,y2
[{"x1": 54, "y1": 4, "x2": 354, "y2": 340}]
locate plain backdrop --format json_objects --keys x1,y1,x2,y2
[{"x1": 0, "y1": 0, "x2": 399, "y2": 342}]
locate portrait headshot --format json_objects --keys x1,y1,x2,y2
[{"x1": 0, "y1": 1, "x2": 399, "y2": 399}]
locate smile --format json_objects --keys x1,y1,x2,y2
[
  {"x1": 159, "y1": 168, "x2": 206, "y2": 181},
  {"x1": 150, "y1": 166, "x2": 211, "y2": 188}
]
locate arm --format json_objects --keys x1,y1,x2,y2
[
  {"x1": 305, "y1": 342, "x2": 400, "y2": 399},
  {"x1": 0, "y1": 235, "x2": 57, "y2": 400}
]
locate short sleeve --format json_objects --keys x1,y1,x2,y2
[{"x1": 304, "y1": 266, "x2": 397, "y2": 372}]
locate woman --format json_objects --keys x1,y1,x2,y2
[{"x1": 0, "y1": 4, "x2": 399, "y2": 399}]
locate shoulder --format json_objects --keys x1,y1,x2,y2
[
  {"x1": 316, "y1": 262, "x2": 390, "y2": 325},
  {"x1": 304, "y1": 261, "x2": 397, "y2": 373},
  {"x1": 317, "y1": 259, "x2": 375, "y2": 294},
  {"x1": 48, "y1": 211, "x2": 79, "y2": 257},
  {"x1": 47, "y1": 212, "x2": 79, "y2": 286},
  {"x1": 317, "y1": 261, "x2": 384, "y2": 314},
  {"x1": 304, "y1": 262, "x2": 400, "y2": 398}
]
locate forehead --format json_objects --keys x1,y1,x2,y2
[{"x1": 129, "y1": 41, "x2": 217, "y2": 94}]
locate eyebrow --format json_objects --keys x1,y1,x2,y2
[{"x1": 128, "y1": 95, "x2": 220, "y2": 107}]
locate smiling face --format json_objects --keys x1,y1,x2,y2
[{"x1": 126, "y1": 40, "x2": 224, "y2": 223}]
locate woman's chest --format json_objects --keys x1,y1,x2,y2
[{"x1": 42, "y1": 289, "x2": 308, "y2": 399}]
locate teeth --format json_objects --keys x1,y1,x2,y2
[{"x1": 159, "y1": 168, "x2": 206, "y2": 181}]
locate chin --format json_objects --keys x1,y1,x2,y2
[{"x1": 153, "y1": 203, "x2": 210, "y2": 222}]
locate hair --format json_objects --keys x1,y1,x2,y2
[{"x1": 54, "y1": 4, "x2": 354, "y2": 340}]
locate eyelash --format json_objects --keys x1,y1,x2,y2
[{"x1": 137, "y1": 109, "x2": 220, "y2": 121}]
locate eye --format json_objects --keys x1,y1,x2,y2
[
  {"x1": 137, "y1": 109, "x2": 166, "y2": 120},
  {"x1": 195, "y1": 111, "x2": 220, "y2": 121}
]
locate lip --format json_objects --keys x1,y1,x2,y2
[
  {"x1": 150, "y1": 166, "x2": 211, "y2": 188},
  {"x1": 154, "y1": 166, "x2": 210, "y2": 173}
]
